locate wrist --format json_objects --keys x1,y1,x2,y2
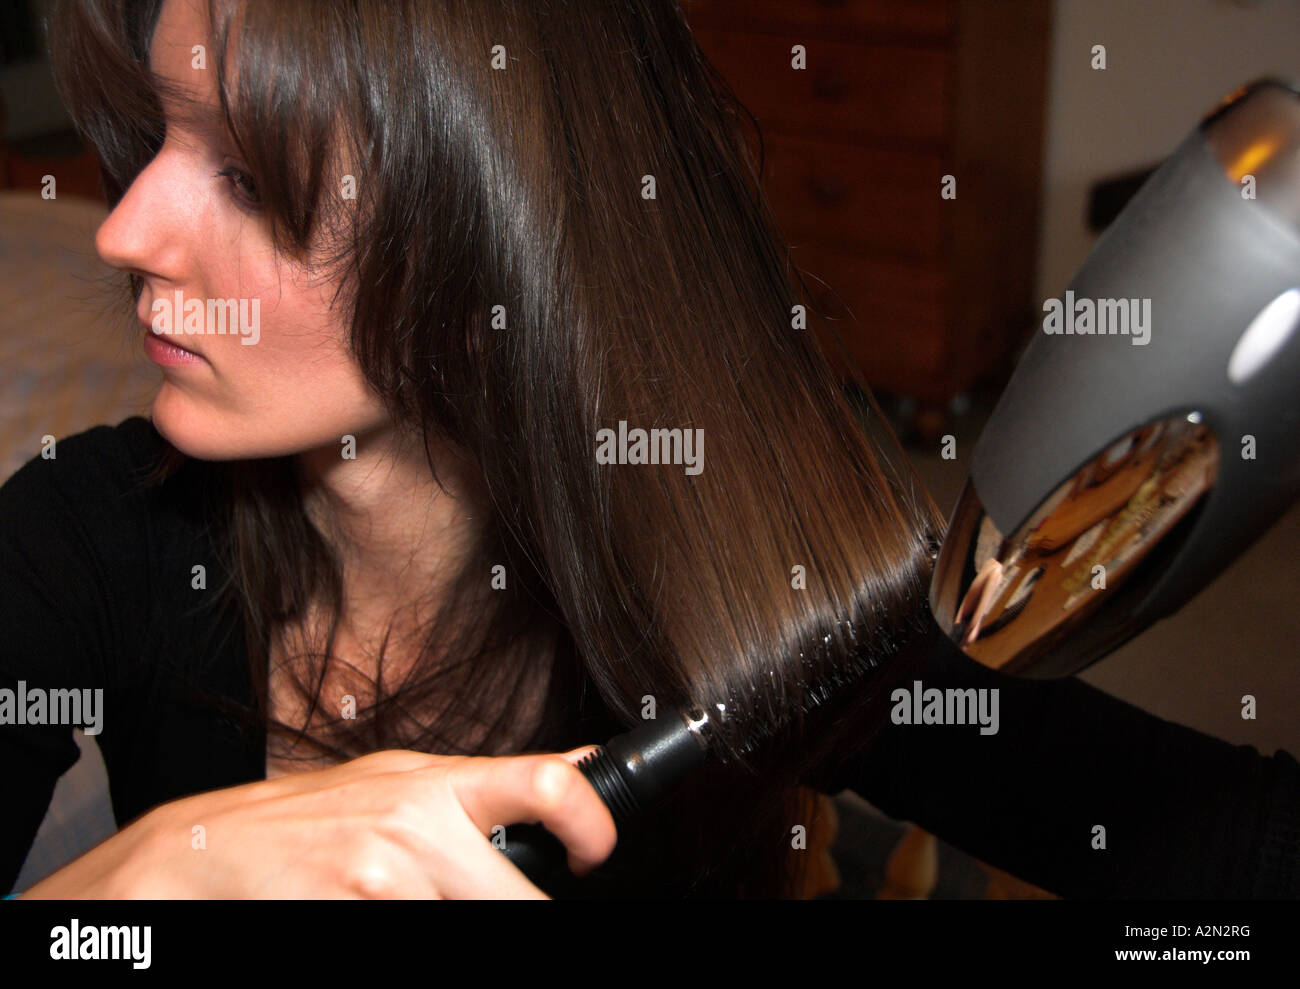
[{"x1": 102, "y1": 805, "x2": 179, "y2": 899}]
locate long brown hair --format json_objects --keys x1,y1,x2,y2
[{"x1": 50, "y1": 0, "x2": 945, "y2": 897}]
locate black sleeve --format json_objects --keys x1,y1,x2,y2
[
  {"x1": 0, "y1": 420, "x2": 158, "y2": 893},
  {"x1": 819, "y1": 634, "x2": 1300, "y2": 898}
]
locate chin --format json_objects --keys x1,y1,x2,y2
[
  {"x1": 150, "y1": 386, "x2": 278, "y2": 460},
  {"x1": 150, "y1": 391, "x2": 237, "y2": 460},
  {"x1": 150, "y1": 384, "x2": 369, "y2": 461}
]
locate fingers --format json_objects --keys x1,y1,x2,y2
[
  {"x1": 448, "y1": 752, "x2": 618, "y2": 877},
  {"x1": 255, "y1": 748, "x2": 617, "y2": 897},
  {"x1": 426, "y1": 818, "x2": 554, "y2": 900}
]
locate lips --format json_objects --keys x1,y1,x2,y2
[
  {"x1": 138, "y1": 313, "x2": 203, "y2": 358},
  {"x1": 142, "y1": 329, "x2": 207, "y2": 367}
]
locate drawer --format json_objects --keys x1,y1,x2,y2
[
  {"x1": 759, "y1": 133, "x2": 944, "y2": 261},
  {"x1": 682, "y1": 0, "x2": 955, "y2": 42},
  {"x1": 790, "y1": 248, "x2": 949, "y2": 386},
  {"x1": 691, "y1": 27, "x2": 951, "y2": 147}
]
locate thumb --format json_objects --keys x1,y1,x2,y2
[{"x1": 558, "y1": 744, "x2": 600, "y2": 765}]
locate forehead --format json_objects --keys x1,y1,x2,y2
[
  {"x1": 149, "y1": 0, "x2": 224, "y2": 126},
  {"x1": 149, "y1": 0, "x2": 210, "y2": 75}
]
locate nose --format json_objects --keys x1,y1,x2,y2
[{"x1": 94, "y1": 147, "x2": 191, "y2": 284}]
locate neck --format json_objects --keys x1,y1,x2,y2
[{"x1": 294, "y1": 420, "x2": 488, "y2": 638}]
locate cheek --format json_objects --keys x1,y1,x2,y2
[{"x1": 152, "y1": 273, "x2": 390, "y2": 460}]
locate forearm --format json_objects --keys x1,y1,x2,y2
[
  {"x1": 829, "y1": 642, "x2": 1299, "y2": 898},
  {"x1": 15, "y1": 812, "x2": 163, "y2": 900}
]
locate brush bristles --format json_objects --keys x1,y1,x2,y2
[{"x1": 695, "y1": 628, "x2": 893, "y2": 763}]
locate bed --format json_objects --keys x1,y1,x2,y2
[{"x1": 1, "y1": 190, "x2": 153, "y2": 891}]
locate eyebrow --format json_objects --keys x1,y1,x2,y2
[{"x1": 157, "y1": 85, "x2": 233, "y2": 139}]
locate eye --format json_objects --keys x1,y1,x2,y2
[{"x1": 214, "y1": 161, "x2": 262, "y2": 210}]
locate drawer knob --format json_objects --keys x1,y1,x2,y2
[
  {"x1": 808, "y1": 173, "x2": 849, "y2": 205},
  {"x1": 812, "y1": 71, "x2": 849, "y2": 101}
]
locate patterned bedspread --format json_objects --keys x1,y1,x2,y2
[
  {"x1": 0, "y1": 190, "x2": 159, "y2": 484},
  {"x1": 1, "y1": 190, "x2": 150, "y2": 891}
]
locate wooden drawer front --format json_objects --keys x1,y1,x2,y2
[
  {"x1": 682, "y1": 0, "x2": 955, "y2": 42},
  {"x1": 760, "y1": 133, "x2": 943, "y2": 261},
  {"x1": 691, "y1": 27, "x2": 950, "y2": 147},
  {"x1": 791, "y1": 248, "x2": 949, "y2": 387}
]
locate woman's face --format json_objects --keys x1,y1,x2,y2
[{"x1": 95, "y1": 0, "x2": 387, "y2": 460}]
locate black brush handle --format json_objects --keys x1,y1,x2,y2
[{"x1": 498, "y1": 712, "x2": 708, "y2": 895}]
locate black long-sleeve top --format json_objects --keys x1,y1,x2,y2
[{"x1": 2, "y1": 418, "x2": 1295, "y2": 897}]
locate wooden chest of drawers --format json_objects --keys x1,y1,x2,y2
[{"x1": 681, "y1": 0, "x2": 1051, "y2": 412}]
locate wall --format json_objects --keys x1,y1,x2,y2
[{"x1": 1036, "y1": 0, "x2": 1300, "y2": 300}]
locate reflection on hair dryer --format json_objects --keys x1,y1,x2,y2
[{"x1": 934, "y1": 412, "x2": 1218, "y2": 676}]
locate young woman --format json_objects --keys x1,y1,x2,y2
[
  {"x1": 1, "y1": 0, "x2": 943, "y2": 898},
  {"x1": 2, "y1": 0, "x2": 1294, "y2": 899}
]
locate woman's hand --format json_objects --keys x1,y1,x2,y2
[{"x1": 18, "y1": 746, "x2": 616, "y2": 899}]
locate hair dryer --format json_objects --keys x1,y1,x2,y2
[
  {"x1": 930, "y1": 76, "x2": 1300, "y2": 678},
  {"x1": 502, "y1": 76, "x2": 1300, "y2": 891}
]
